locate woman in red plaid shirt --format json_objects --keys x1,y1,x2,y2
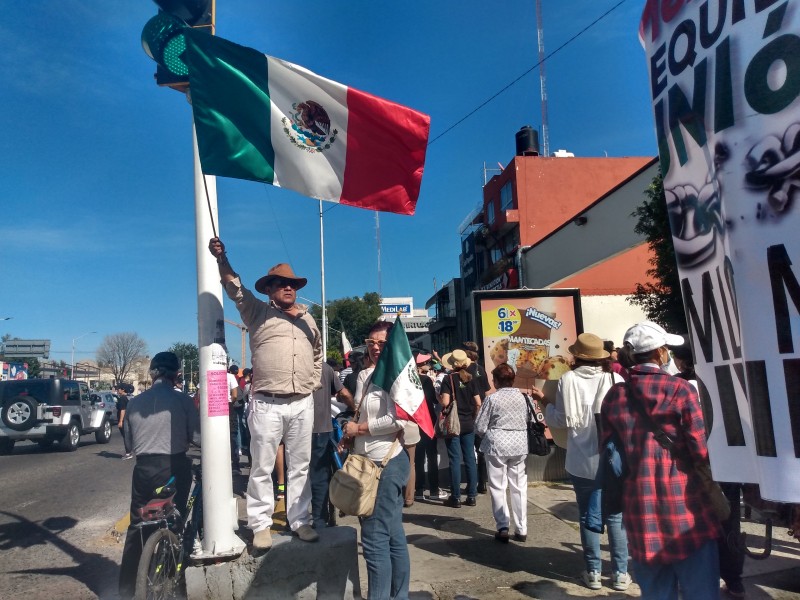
[{"x1": 600, "y1": 321, "x2": 722, "y2": 599}]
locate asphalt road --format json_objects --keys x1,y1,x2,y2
[{"x1": 0, "y1": 430, "x2": 131, "y2": 600}]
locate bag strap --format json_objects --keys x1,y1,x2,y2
[
  {"x1": 523, "y1": 392, "x2": 543, "y2": 425},
  {"x1": 352, "y1": 372, "x2": 375, "y2": 423},
  {"x1": 379, "y1": 436, "x2": 401, "y2": 468},
  {"x1": 444, "y1": 374, "x2": 458, "y2": 411},
  {"x1": 523, "y1": 393, "x2": 534, "y2": 424},
  {"x1": 625, "y1": 378, "x2": 678, "y2": 453}
]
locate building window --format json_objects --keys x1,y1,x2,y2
[
  {"x1": 486, "y1": 200, "x2": 496, "y2": 225},
  {"x1": 491, "y1": 246, "x2": 503, "y2": 264},
  {"x1": 500, "y1": 181, "x2": 513, "y2": 211}
]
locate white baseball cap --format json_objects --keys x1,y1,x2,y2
[{"x1": 623, "y1": 321, "x2": 684, "y2": 354}]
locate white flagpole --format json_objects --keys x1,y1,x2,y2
[
  {"x1": 320, "y1": 200, "x2": 328, "y2": 358},
  {"x1": 192, "y1": 125, "x2": 245, "y2": 557}
]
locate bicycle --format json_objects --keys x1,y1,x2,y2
[
  {"x1": 133, "y1": 464, "x2": 203, "y2": 600},
  {"x1": 325, "y1": 410, "x2": 353, "y2": 526}
]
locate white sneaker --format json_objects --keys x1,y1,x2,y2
[
  {"x1": 122, "y1": 453, "x2": 133, "y2": 460},
  {"x1": 612, "y1": 571, "x2": 631, "y2": 591},
  {"x1": 435, "y1": 489, "x2": 449, "y2": 500},
  {"x1": 581, "y1": 570, "x2": 602, "y2": 590}
]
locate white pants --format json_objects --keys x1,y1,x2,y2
[
  {"x1": 486, "y1": 454, "x2": 528, "y2": 535},
  {"x1": 246, "y1": 394, "x2": 313, "y2": 532}
]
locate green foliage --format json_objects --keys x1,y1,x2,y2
[
  {"x1": 628, "y1": 173, "x2": 688, "y2": 334},
  {"x1": 326, "y1": 348, "x2": 343, "y2": 366},
  {"x1": 310, "y1": 292, "x2": 383, "y2": 352},
  {"x1": 168, "y1": 342, "x2": 200, "y2": 388}
]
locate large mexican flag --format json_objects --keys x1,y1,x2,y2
[{"x1": 183, "y1": 30, "x2": 430, "y2": 216}]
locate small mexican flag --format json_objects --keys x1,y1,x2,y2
[
  {"x1": 183, "y1": 30, "x2": 430, "y2": 216},
  {"x1": 371, "y1": 318, "x2": 435, "y2": 438}
]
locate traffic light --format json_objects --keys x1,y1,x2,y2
[{"x1": 141, "y1": 0, "x2": 214, "y2": 91}]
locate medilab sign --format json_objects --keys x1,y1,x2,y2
[{"x1": 641, "y1": 0, "x2": 800, "y2": 502}]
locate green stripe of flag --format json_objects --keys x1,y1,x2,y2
[
  {"x1": 184, "y1": 30, "x2": 276, "y2": 184},
  {"x1": 372, "y1": 318, "x2": 413, "y2": 392}
]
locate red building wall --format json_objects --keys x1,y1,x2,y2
[{"x1": 481, "y1": 155, "x2": 658, "y2": 295}]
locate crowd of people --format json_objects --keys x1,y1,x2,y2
[{"x1": 117, "y1": 236, "x2": 784, "y2": 599}]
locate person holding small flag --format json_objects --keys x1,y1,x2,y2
[
  {"x1": 341, "y1": 320, "x2": 410, "y2": 598},
  {"x1": 340, "y1": 318, "x2": 435, "y2": 599}
]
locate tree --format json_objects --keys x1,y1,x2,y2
[
  {"x1": 628, "y1": 173, "x2": 688, "y2": 333},
  {"x1": 310, "y1": 292, "x2": 383, "y2": 356},
  {"x1": 96, "y1": 332, "x2": 148, "y2": 384},
  {"x1": 168, "y1": 342, "x2": 199, "y2": 390}
]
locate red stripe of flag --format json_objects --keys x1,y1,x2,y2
[{"x1": 341, "y1": 87, "x2": 430, "y2": 216}]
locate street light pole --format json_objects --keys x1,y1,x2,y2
[{"x1": 70, "y1": 331, "x2": 96, "y2": 380}]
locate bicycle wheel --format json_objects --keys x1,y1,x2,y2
[
  {"x1": 134, "y1": 529, "x2": 181, "y2": 600},
  {"x1": 326, "y1": 462, "x2": 338, "y2": 527}
]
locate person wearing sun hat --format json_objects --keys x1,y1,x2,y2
[
  {"x1": 539, "y1": 332, "x2": 629, "y2": 591},
  {"x1": 600, "y1": 321, "x2": 722, "y2": 599},
  {"x1": 439, "y1": 349, "x2": 482, "y2": 508},
  {"x1": 208, "y1": 237, "x2": 322, "y2": 549}
]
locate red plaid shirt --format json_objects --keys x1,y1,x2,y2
[{"x1": 600, "y1": 365, "x2": 721, "y2": 565}]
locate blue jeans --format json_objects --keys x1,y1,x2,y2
[
  {"x1": 570, "y1": 474, "x2": 628, "y2": 574},
  {"x1": 360, "y1": 450, "x2": 410, "y2": 600},
  {"x1": 445, "y1": 431, "x2": 478, "y2": 500},
  {"x1": 631, "y1": 539, "x2": 720, "y2": 600},
  {"x1": 310, "y1": 431, "x2": 333, "y2": 528}
]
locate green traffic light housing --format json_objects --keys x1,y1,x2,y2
[
  {"x1": 142, "y1": 0, "x2": 214, "y2": 90},
  {"x1": 142, "y1": 12, "x2": 189, "y2": 77}
]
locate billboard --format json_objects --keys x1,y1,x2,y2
[
  {"x1": 473, "y1": 289, "x2": 582, "y2": 394},
  {"x1": 2, "y1": 339, "x2": 51, "y2": 358},
  {"x1": 1, "y1": 362, "x2": 29, "y2": 381},
  {"x1": 641, "y1": 0, "x2": 800, "y2": 501}
]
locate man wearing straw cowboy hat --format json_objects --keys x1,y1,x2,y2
[{"x1": 209, "y1": 237, "x2": 322, "y2": 549}]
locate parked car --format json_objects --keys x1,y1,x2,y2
[
  {"x1": 0, "y1": 378, "x2": 114, "y2": 454},
  {"x1": 90, "y1": 391, "x2": 119, "y2": 424}
]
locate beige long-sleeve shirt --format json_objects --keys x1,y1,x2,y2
[{"x1": 223, "y1": 277, "x2": 322, "y2": 396}]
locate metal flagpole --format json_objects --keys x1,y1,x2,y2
[
  {"x1": 376, "y1": 212, "x2": 382, "y2": 297},
  {"x1": 319, "y1": 200, "x2": 328, "y2": 358}
]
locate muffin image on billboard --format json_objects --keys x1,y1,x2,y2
[{"x1": 486, "y1": 307, "x2": 571, "y2": 390}]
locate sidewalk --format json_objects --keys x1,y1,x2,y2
[
  {"x1": 240, "y1": 470, "x2": 800, "y2": 599},
  {"x1": 334, "y1": 481, "x2": 800, "y2": 599}
]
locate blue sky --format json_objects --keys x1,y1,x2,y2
[{"x1": 0, "y1": 0, "x2": 655, "y2": 367}]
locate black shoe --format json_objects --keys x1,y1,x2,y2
[
  {"x1": 445, "y1": 496, "x2": 461, "y2": 508},
  {"x1": 724, "y1": 581, "x2": 745, "y2": 598},
  {"x1": 465, "y1": 497, "x2": 477, "y2": 506},
  {"x1": 495, "y1": 528, "x2": 510, "y2": 543},
  {"x1": 513, "y1": 532, "x2": 527, "y2": 542},
  {"x1": 477, "y1": 483, "x2": 487, "y2": 494}
]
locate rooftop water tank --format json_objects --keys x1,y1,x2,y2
[{"x1": 515, "y1": 126, "x2": 540, "y2": 157}]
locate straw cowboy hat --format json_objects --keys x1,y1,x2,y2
[
  {"x1": 568, "y1": 333, "x2": 610, "y2": 361},
  {"x1": 441, "y1": 349, "x2": 472, "y2": 369},
  {"x1": 255, "y1": 263, "x2": 308, "y2": 294}
]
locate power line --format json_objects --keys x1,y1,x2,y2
[{"x1": 428, "y1": 0, "x2": 629, "y2": 146}]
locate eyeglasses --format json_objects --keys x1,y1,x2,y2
[
  {"x1": 273, "y1": 278, "x2": 297, "y2": 289},
  {"x1": 364, "y1": 339, "x2": 386, "y2": 347}
]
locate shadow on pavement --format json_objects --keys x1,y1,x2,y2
[
  {"x1": 0, "y1": 510, "x2": 118, "y2": 598},
  {"x1": 403, "y1": 511, "x2": 586, "y2": 587}
]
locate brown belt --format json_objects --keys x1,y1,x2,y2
[{"x1": 255, "y1": 391, "x2": 303, "y2": 399}]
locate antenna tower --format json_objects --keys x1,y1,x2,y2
[{"x1": 536, "y1": 0, "x2": 550, "y2": 158}]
